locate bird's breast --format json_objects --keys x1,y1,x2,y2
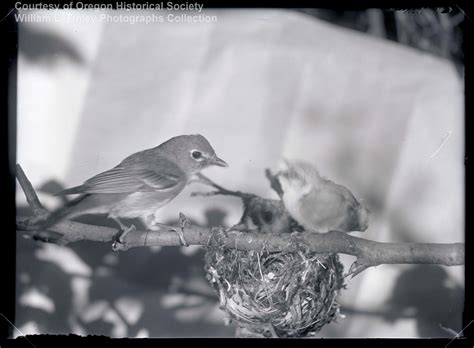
[
  {"x1": 281, "y1": 189, "x2": 307, "y2": 227},
  {"x1": 110, "y1": 189, "x2": 183, "y2": 219}
]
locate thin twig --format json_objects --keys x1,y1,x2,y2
[
  {"x1": 190, "y1": 173, "x2": 254, "y2": 199},
  {"x1": 16, "y1": 164, "x2": 48, "y2": 217}
]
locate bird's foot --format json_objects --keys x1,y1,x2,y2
[
  {"x1": 145, "y1": 213, "x2": 189, "y2": 247},
  {"x1": 149, "y1": 224, "x2": 188, "y2": 247},
  {"x1": 146, "y1": 214, "x2": 173, "y2": 232},
  {"x1": 177, "y1": 213, "x2": 190, "y2": 247},
  {"x1": 112, "y1": 224, "x2": 136, "y2": 251}
]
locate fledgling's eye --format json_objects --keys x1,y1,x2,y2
[{"x1": 191, "y1": 150, "x2": 203, "y2": 160}]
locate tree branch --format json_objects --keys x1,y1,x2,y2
[
  {"x1": 15, "y1": 164, "x2": 465, "y2": 278},
  {"x1": 16, "y1": 164, "x2": 49, "y2": 217}
]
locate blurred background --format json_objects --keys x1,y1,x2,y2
[{"x1": 15, "y1": 8, "x2": 464, "y2": 337}]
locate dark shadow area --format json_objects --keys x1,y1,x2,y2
[
  {"x1": 339, "y1": 265, "x2": 463, "y2": 338},
  {"x1": 383, "y1": 265, "x2": 463, "y2": 337},
  {"x1": 16, "y1": 187, "x2": 235, "y2": 336},
  {"x1": 38, "y1": 179, "x2": 71, "y2": 205},
  {"x1": 19, "y1": 24, "x2": 84, "y2": 66},
  {"x1": 16, "y1": 233, "x2": 75, "y2": 334}
]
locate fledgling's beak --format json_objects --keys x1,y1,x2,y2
[{"x1": 211, "y1": 156, "x2": 229, "y2": 167}]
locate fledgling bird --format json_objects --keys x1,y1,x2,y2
[
  {"x1": 34, "y1": 134, "x2": 228, "y2": 246},
  {"x1": 276, "y1": 159, "x2": 369, "y2": 233}
]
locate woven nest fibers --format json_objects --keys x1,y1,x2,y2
[{"x1": 205, "y1": 244, "x2": 345, "y2": 337}]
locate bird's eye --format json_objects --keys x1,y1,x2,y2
[{"x1": 191, "y1": 151, "x2": 202, "y2": 160}]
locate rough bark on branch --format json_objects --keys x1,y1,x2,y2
[{"x1": 15, "y1": 164, "x2": 464, "y2": 277}]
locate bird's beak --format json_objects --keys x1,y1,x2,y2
[{"x1": 211, "y1": 156, "x2": 229, "y2": 167}]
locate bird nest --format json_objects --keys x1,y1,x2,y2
[{"x1": 205, "y1": 237, "x2": 345, "y2": 337}]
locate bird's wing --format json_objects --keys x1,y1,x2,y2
[
  {"x1": 319, "y1": 181, "x2": 366, "y2": 231},
  {"x1": 56, "y1": 153, "x2": 185, "y2": 195},
  {"x1": 322, "y1": 181, "x2": 363, "y2": 212},
  {"x1": 299, "y1": 180, "x2": 360, "y2": 224}
]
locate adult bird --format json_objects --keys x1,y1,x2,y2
[{"x1": 32, "y1": 134, "x2": 228, "y2": 247}]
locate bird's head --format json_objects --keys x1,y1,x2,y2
[
  {"x1": 276, "y1": 159, "x2": 321, "y2": 197},
  {"x1": 159, "y1": 134, "x2": 228, "y2": 174}
]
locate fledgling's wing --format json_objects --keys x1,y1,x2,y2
[
  {"x1": 322, "y1": 180, "x2": 368, "y2": 232},
  {"x1": 56, "y1": 152, "x2": 185, "y2": 195},
  {"x1": 299, "y1": 179, "x2": 368, "y2": 233}
]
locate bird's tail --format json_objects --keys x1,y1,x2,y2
[
  {"x1": 54, "y1": 185, "x2": 85, "y2": 196},
  {"x1": 18, "y1": 194, "x2": 89, "y2": 231}
]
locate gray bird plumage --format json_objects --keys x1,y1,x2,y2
[{"x1": 277, "y1": 159, "x2": 369, "y2": 233}]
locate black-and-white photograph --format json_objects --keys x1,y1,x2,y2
[{"x1": 9, "y1": 5, "x2": 465, "y2": 339}]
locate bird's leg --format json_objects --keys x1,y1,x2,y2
[
  {"x1": 145, "y1": 214, "x2": 161, "y2": 231},
  {"x1": 146, "y1": 214, "x2": 175, "y2": 232},
  {"x1": 177, "y1": 212, "x2": 190, "y2": 247},
  {"x1": 110, "y1": 216, "x2": 136, "y2": 245},
  {"x1": 145, "y1": 213, "x2": 189, "y2": 247}
]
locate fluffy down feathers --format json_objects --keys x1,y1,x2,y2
[{"x1": 277, "y1": 159, "x2": 369, "y2": 233}]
